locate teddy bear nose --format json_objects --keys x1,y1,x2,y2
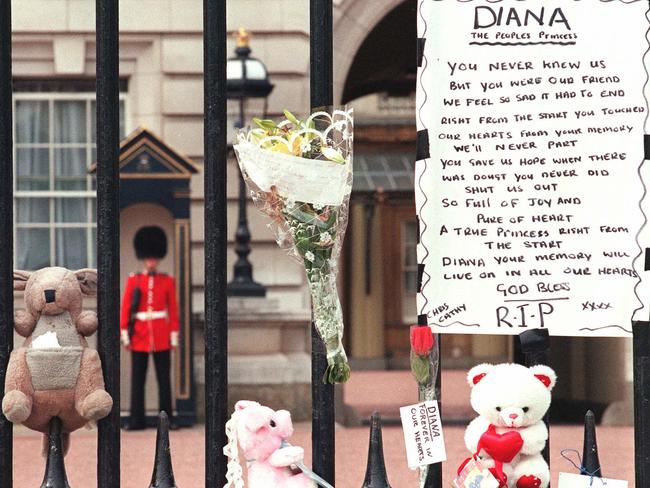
[
  {"x1": 509, "y1": 413, "x2": 519, "y2": 419},
  {"x1": 44, "y1": 289, "x2": 56, "y2": 303}
]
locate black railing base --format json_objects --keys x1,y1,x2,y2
[{"x1": 40, "y1": 417, "x2": 71, "y2": 488}]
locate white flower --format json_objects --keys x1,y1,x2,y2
[
  {"x1": 305, "y1": 251, "x2": 315, "y2": 262},
  {"x1": 300, "y1": 139, "x2": 312, "y2": 153},
  {"x1": 320, "y1": 232, "x2": 332, "y2": 244},
  {"x1": 322, "y1": 147, "x2": 346, "y2": 164},
  {"x1": 313, "y1": 203, "x2": 324, "y2": 211}
]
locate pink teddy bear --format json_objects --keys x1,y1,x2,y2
[{"x1": 224, "y1": 400, "x2": 315, "y2": 488}]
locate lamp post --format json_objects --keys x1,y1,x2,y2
[{"x1": 226, "y1": 28, "x2": 274, "y2": 297}]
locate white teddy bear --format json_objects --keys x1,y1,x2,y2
[{"x1": 460, "y1": 363, "x2": 556, "y2": 488}]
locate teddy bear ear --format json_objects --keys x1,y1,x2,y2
[
  {"x1": 467, "y1": 363, "x2": 494, "y2": 387},
  {"x1": 13, "y1": 270, "x2": 31, "y2": 291},
  {"x1": 530, "y1": 365, "x2": 557, "y2": 390},
  {"x1": 235, "y1": 400, "x2": 260, "y2": 412},
  {"x1": 75, "y1": 269, "x2": 98, "y2": 296}
]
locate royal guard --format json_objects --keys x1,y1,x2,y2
[{"x1": 120, "y1": 226, "x2": 180, "y2": 430}]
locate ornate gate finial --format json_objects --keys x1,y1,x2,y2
[
  {"x1": 581, "y1": 410, "x2": 602, "y2": 479},
  {"x1": 361, "y1": 412, "x2": 392, "y2": 488},
  {"x1": 148, "y1": 412, "x2": 178, "y2": 488}
]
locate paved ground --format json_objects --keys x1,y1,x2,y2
[
  {"x1": 13, "y1": 423, "x2": 634, "y2": 487},
  {"x1": 11, "y1": 370, "x2": 637, "y2": 486},
  {"x1": 344, "y1": 370, "x2": 474, "y2": 422}
]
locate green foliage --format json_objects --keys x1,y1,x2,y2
[
  {"x1": 253, "y1": 118, "x2": 278, "y2": 132},
  {"x1": 283, "y1": 109, "x2": 301, "y2": 126},
  {"x1": 324, "y1": 357, "x2": 351, "y2": 384},
  {"x1": 411, "y1": 354, "x2": 431, "y2": 385}
]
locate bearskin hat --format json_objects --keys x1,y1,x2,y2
[{"x1": 134, "y1": 226, "x2": 168, "y2": 259}]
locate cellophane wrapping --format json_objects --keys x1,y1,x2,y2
[
  {"x1": 417, "y1": 343, "x2": 440, "y2": 488},
  {"x1": 234, "y1": 108, "x2": 354, "y2": 384},
  {"x1": 410, "y1": 325, "x2": 439, "y2": 487}
]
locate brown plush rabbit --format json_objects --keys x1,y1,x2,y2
[{"x1": 2, "y1": 267, "x2": 113, "y2": 455}]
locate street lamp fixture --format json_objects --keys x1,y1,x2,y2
[{"x1": 226, "y1": 28, "x2": 274, "y2": 297}]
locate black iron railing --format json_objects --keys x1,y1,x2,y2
[
  {"x1": 0, "y1": 0, "x2": 13, "y2": 486},
  {"x1": 633, "y1": 322, "x2": 650, "y2": 486},
  {"x1": 310, "y1": 0, "x2": 336, "y2": 485},
  {"x1": 203, "y1": 0, "x2": 229, "y2": 485},
  {"x1": 96, "y1": 0, "x2": 122, "y2": 486},
  {"x1": 424, "y1": 334, "x2": 442, "y2": 488}
]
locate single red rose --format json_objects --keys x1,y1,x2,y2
[{"x1": 410, "y1": 325, "x2": 434, "y2": 356}]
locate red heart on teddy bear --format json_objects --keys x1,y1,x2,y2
[{"x1": 477, "y1": 425, "x2": 523, "y2": 463}]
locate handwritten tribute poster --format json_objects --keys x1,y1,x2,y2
[{"x1": 415, "y1": 0, "x2": 650, "y2": 336}]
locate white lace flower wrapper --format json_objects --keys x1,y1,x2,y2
[
  {"x1": 234, "y1": 108, "x2": 353, "y2": 384},
  {"x1": 223, "y1": 414, "x2": 245, "y2": 488}
]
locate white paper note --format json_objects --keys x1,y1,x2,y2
[
  {"x1": 558, "y1": 472, "x2": 628, "y2": 488},
  {"x1": 399, "y1": 400, "x2": 447, "y2": 469}
]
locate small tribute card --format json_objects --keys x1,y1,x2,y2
[
  {"x1": 558, "y1": 473, "x2": 628, "y2": 488},
  {"x1": 399, "y1": 400, "x2": 447, "y2": 469},
  {"x1": 452, "y1": 457, "x2": 499, "y2": 488}
]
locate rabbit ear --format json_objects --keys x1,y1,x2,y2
[
  {"x1": 234, "y1": 401, "x2": 270, "y2": 432},
  {"x1": 235, "y1": 400, "x2": 260, "y2": 412},
  {"x1": 13, "y1": 270, "x2": 32, "y2": 292}
]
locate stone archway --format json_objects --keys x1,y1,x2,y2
[{"x1": 333, "y1": 0, "x2": 412, "y2": 103}]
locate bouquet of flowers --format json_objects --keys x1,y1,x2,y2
[
  {"x1": 410, "y1": 324, "x2": 439, "y2": 487},
  {"x1": 234, "y1": 108, "x2": 354, "y2": 384}
]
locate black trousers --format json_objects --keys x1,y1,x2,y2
[{"x1": 130, "y1": 350, "x2": 173, "y2": 425}]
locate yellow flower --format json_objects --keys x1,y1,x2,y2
[
  {"x1": 269, "y1": 142, "x2": 291, "y2": 155},
  {"x1": 291, "y1": 136, "x2": 304, "y2": 156}
]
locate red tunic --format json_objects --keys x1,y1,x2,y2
[{"x1": 120, "y1": 272, "x2": 180, "y2": 352}]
